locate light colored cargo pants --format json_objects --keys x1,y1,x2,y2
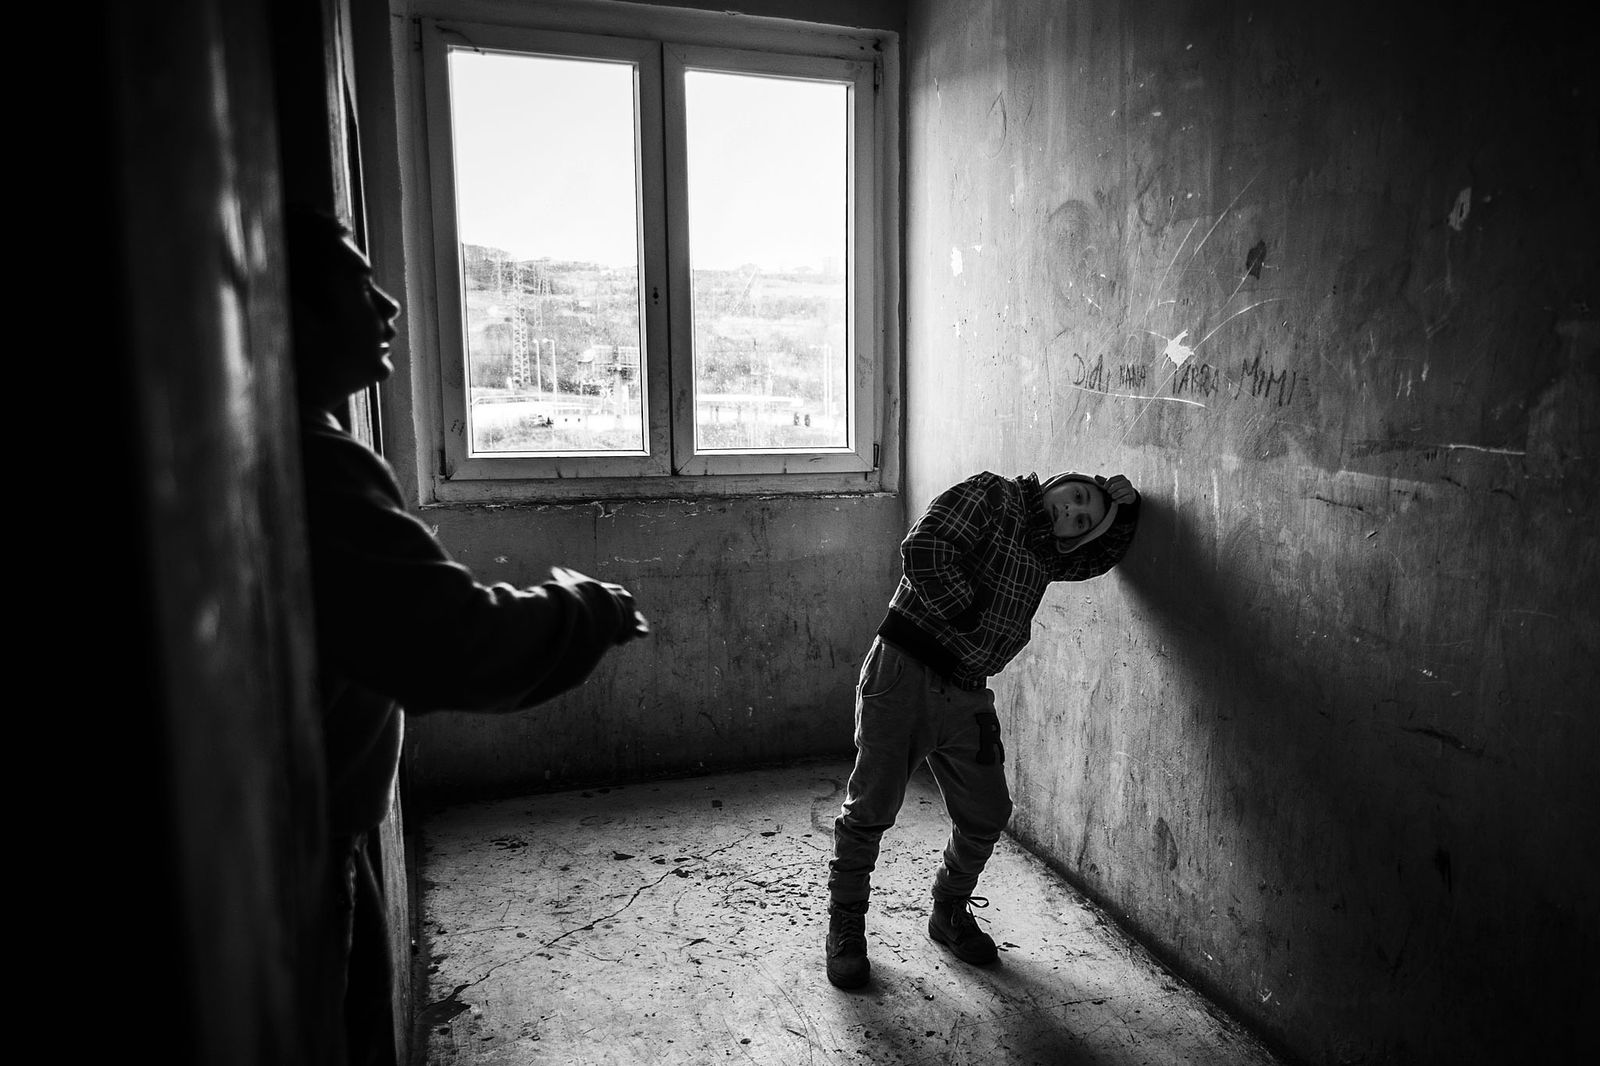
[{"x1": 829, "y1": 636, "x2": 1014, "y2": 906}]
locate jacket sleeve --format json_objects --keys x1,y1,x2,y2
[
  {"x1": 899, "y1": 474, "x2": 999, "y2": 628},
  {"x1": 301, "y1": 424, "x2": 628, "y2": 715}
]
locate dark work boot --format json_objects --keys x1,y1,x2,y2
[
  {"x1": 826, "y1": 899, "x2": 871, "y2": 989},
  {"x1": 928, "y1": 896, "x2": 998, "y2": 965}
]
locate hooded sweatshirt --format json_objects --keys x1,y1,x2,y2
[
  {"x1": 876, "y1": 471, "x2": 1139, "y2": 689},
  {"x1": 300, "y1": 410, "x2": 634, "y2": 834}
]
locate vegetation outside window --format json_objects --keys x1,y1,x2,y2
[{"x1": 417, "y1": 15, "x2": 891, "y2": 497}]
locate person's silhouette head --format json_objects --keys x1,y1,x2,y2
[{"x1": 285, "y1": 206, "x2": 403, "y2": 411}]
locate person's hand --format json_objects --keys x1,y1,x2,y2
[
  {"x1": 549, "y1": 567, "x2": 650, "y2": 643},
  {"x1": 1103, "y1": 474, "x2": 1139, "y2": 506},
  {"x1": 603, "y1": 581, "x2": 651, "y2": 642}
]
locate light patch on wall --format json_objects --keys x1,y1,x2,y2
[
  {"x1": 1437, "y1": 442, "x2": 1527, "y2": 456},
  {"x1": 195, "y1": 598, "x2": 221, "y2": 644},
  {"x1": 1447, "y1": 187, "x2": 1472, "y2": 231},
  {"x1": 1163, "y1": 329, "x2": 1194, "y2": 366},
  {"x1": 950, "y1": 246, "x2": 964, "y2": 275}
]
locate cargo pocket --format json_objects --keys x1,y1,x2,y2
[{"x1": 975, "y1": 711, "x2": 1003, "y2": 765}]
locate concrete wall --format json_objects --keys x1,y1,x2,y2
[
  {"x1": 406, "y1": 495, "x2": 903, "y2": 803},
  {"x1": 905, "y1": 2, "x2": 1597, "y2": 1064}
]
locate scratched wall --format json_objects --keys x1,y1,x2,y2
[{"x1": 907, "y1": 2, "x2": 1597, "y2": 1063}]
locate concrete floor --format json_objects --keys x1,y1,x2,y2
[{"x1": 415, "y1": 759, "x2": 1287, "y2": 1065}]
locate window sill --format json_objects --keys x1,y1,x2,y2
[{"x1": 424, "y1": 470, "x2": 891, "y2": 505}]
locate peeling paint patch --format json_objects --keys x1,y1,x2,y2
[
  {"x1": 950, "y1": 246, "x2": 964, "y2": 275},
  {"x1": 1447, "y1": 186, "x2": 1472, "y2": 231},
  {"x1": 1162, "y1": 329, "x2": 1194, "y2": 366}
]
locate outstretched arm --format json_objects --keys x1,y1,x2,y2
[{"x1": 302, "y1": 424, "x2": 646, "y2": 714}]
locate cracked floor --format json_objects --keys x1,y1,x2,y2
[{"x1": 414, "y1": 758, "x2": 1286, "y2": 1065}]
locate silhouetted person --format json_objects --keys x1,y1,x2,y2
[
  {"x1": 286, "y1": 205, "x2": 648, "y2": 1065},
  {"x1": 825, "y1": 469, "x2": 1139, "y2": 989}
]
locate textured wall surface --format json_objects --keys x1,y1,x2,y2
[
  {"x1": 406, "y1": 494, "x2": 902, "y2": 805},
  {"x1": 906, "y1": 2, "x2": 1597, "y2": 1063}
]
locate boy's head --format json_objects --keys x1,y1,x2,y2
[
  {"x1": 285, "y1": 205, "x2": 403, "y2": 411},
  {"x1": 1040, "y1": 472, "x2": 1118, "y2": 554}
]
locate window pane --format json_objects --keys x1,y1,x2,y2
[
  {"x1": 685, "y1": 71, "x2": 849, "y2": 452},
  {"x1": 448, "y1": 49, "x2": 647, "y2": 456}
]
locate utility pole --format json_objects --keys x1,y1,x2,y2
[{"x1": 501, "y1": 253, "x2": 531, "y2": 393}]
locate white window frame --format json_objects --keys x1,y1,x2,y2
[{"x1": 409, "y1": 6, "x2": 897, "y2": 501}]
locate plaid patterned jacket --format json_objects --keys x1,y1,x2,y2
[{"x1": 876, "y1": 471, "x2": 1140, "y2": 689}]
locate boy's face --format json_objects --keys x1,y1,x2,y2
[
  {"x1": 297, "y1": 234, "x2": 403, "y2": 407},
  {"x1": 1043, "y1": 478, "x2": 1107, "y2": 541}
]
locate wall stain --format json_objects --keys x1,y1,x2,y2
[
  {"x1": 1432, "y1": 847, "x2": 1453, "y2": 893},
  {"x1": 1399, "y1": 725, "x2": 1484, "y2": 758},
  {"x1": 1154, "y1": 816, "x2": 1180, "y2": 871},
  {"x1": 1246, "y1": 239, "x2": 1267, "y2": 279}
]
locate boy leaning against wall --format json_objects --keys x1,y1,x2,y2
[{"x1": 825, "y1": 467, "x2": 1140, "y2": 989}]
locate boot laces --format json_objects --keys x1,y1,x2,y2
[
  {"x1": 949, "y1": 895, "x2": 989, "y2": 935},
  {"x1": 832, "y1": 907, "x2": 867, "y2": 951}
]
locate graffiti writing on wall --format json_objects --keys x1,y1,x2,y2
[
  {"x1": 1072, "y1": 353, "x2": 1151, "y2": 393},
  {"x1": 1173, "y1": 359, "x2": 1223, "y2": 398},
  {"x1": 1067, "y1": 353, "x2": 1208, "y2": 409},
  {"x1": 1045, "y1": 175, "x2": 1315, "y2": 440},
  {"x1": 1070, "y1": 350, "x2": 1234, "y2": 403},
  {"x1": 1236, "y1": 354, "x2": 1298, "y2": 406},
  {"x1": 1069, "y1": 346, "x2": 1301, "y2": 415}
]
